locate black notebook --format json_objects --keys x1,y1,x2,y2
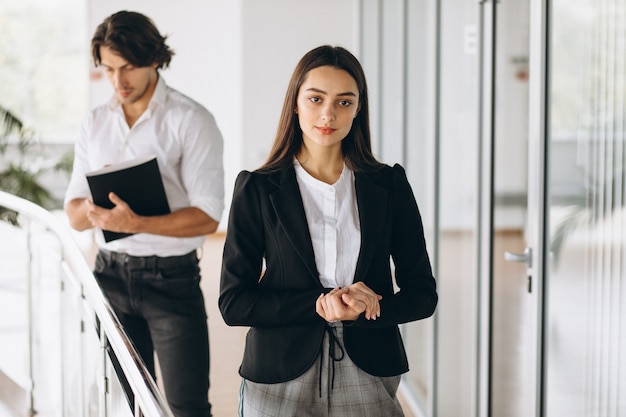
[{"x1": 86, "y1": 155, "x2": 171, "y2": 242}]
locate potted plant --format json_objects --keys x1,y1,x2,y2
[{"x1": 0, "y1": 105, "x2": 73, "y2": 224}]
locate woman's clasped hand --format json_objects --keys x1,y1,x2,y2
[{"x1": 316, "y1": 281, "x2": 382, "y2": 321}]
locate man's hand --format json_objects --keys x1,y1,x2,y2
[
  {"x1": 67, "y1": 192, "x2": 218, "y2": 237},
  {"x1": 86, "y1": 192, "x2": 139, "y2": 233}
]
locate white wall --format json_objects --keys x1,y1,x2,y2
[
  {"x1": 240, "y1": 1, "x2": 357, "y2": 170},
  {"x1": 86, "y1": 0, "x2": 357, "y2": 229}
]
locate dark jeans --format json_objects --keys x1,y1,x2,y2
[{"x1": 94, "y1": 249, "x2": 212, "y2": 417}]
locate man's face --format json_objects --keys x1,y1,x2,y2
[{"x1": 99, "y1": 46, "x2": 158, "y2": 106}]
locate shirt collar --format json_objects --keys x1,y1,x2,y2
[{"x1": 293, "y1": 157, "x2": 352, "y2": 193}]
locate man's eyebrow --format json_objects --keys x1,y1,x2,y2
[
  {"x1": 304, "y1": 87, "x2": 357, "y2": 97},
  {"x1": 100, "y1": 62, "x2": 132, "y2": 69}
]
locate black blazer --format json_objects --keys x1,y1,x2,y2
[{"x1": 219, "y1": 163, "x2": 437, "y2": 384}]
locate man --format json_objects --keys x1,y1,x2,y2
[{"x1": 64, "y1": 10, "x2": 223, "y2": 417}]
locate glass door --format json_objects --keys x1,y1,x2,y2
[
  {"x1": 544, "y1": 0, "x2": 626, "y2": 415},
  {"x1": 499, "y1": 0, "x2": 626, "y2": 416},
  {"x1": 490, "y1": 0, "x2": 543, "y2": 416},
  {"x1": 437, "y1": 1, "x2": 543, "y2": 416}
]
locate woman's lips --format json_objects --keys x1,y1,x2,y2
[{"x1": 317, "y1": 126, "x2": 336, "y2": 135}]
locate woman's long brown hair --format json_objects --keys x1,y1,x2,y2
[{"x1": 259, "y1": 45, "x2": 383, "y2": 174}]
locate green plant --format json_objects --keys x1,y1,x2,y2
[{"x1": 0, "y1": 105, "x2": 73, "y2": 225}]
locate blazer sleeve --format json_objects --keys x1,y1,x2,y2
[
  {"x1": 219, "y1": 170, "x2": 328, "y2": 328},
  {"x1": 351, "y1": 164, "x2": 438, "y2": 328},
  {"x1": 389, "y1": 164, "x2": 437, "y2": 319}
]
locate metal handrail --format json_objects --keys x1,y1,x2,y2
[{"x1": 0, "y1": 190, "x2": 174, "y2": 417}]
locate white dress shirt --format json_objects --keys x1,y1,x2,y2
[
  {"x1": 294, "y1": 159, "x2": 361, "y2": 288},
  {"x1": 64, "y1": 76, "x2": 225, "y2": 257}
]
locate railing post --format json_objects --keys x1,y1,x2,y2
[
  {"x1": 100, "y1": 319, "x2": 109, "y2": 417},
  {"x1": 59, "y1": 249, "x2": 67, "y2": 417},
  {"x1": 80, "y1": 284, "x2": 87, "y2": 417},
  {"x1": 24, "y1": 218, "x2": 37, "y2": 417},
  {"x1": 135, "y1": 397, "x2": 143, "y2": 417}
]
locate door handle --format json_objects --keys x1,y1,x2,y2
[{"x1": 504, "y1": 247, "x2": 532, "y2": 268}]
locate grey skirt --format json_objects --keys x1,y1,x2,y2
[{"x1": 239, "y1": 323, "x2": 404, "y2": 417}]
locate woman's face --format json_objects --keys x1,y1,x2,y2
[{"x1": 296, "y1": 65, "x2": 360, "y2": 152}]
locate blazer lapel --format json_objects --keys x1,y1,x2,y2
[
  {"x1": 354, "y1": 172, "x2": 388, "y2": 281},
  {"x1": 268, "y1": 168, "x2": 319, "y2": 281},
  {"x1": 266, "y1": 168, "x2": 389, "y2": 286}
]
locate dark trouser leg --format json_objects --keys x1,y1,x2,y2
[
  {"x1": 93, "y1": 250, "x2": 212, "y2": 417},
  {"x1": 150, "y1": 311, "x2": 211, "y2": 417},
  {"x1": 93, "y1": 252, "x2": 157, "y2": 406},
  {"x1": 120, "y1": 315, "x2": 155, "y2": 377},
  {"x1": 139, "y1": 255, "x2": 212, "y2": 417}
]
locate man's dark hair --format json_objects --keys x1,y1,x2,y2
[{"x1": 91, "y1": 10, "x2": 174, "y2": 69}]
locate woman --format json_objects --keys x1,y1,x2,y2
[{"x1": 219, "y1": 45, "x2": 437, "y2": 416}]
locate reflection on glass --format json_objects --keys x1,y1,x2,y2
[{"x1": 547, "y1": 1, "x2": 626, "y2": 415}]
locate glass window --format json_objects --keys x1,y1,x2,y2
[
  {"x1": 0, "y1": 0, "x2": 88, "y2": 143},
  {"x1": 546, "y1": 1, "x2": 626, "y2": 415}
]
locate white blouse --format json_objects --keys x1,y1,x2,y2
[{"x1": 294, "y1": 160, "x2": 361, "y2": 288}]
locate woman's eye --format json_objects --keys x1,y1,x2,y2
[
  {"x1": 338, "y1": 100, "x2": 352, "y2": 107},
  {"x1": 309, "y1": 97, "x2": 321, "y2": 103}
]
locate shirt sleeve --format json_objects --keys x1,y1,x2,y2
[
  {"x1": 178, "y1": 106, "x2": 225, "y2": 222},
  {"x1": 63, "y1": 112, "x2": 93, "y2": 207}
]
